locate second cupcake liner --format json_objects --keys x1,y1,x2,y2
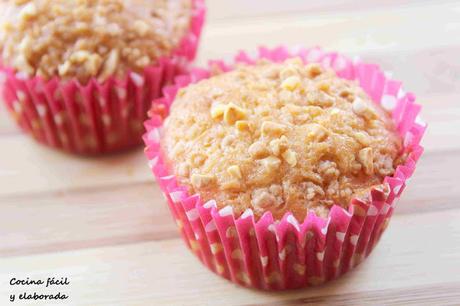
[
  {"x1": 0, "y1": 0, "x2": 205, "y2": 155},
  {"x1": 144, "y1": 46, "x2": 426, "y2": 290}
]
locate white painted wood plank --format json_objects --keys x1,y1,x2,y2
[
  {"x1": 1, "y1": 209, "x2": 459, "y2": 305},
  {"x1": 206, "y1": 0, "x2": 447, "y2": 21},
  {"x1": 198, "y1": 2, "x2": 460, "y2": 64}
]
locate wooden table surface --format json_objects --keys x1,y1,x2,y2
[{"x1": 1, "y1": 1, "x2": 460, "y2": 305}]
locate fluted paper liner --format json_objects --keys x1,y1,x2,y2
[
  {"x1": 143, "y1": 46, "x2": 426, "y2": 290},
  {"x1": 0, "y1": 0, "x2": 205, "y2": 155}
]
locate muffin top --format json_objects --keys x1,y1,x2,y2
[
  {"x1": 0, "y1": 0, "x2": 192, "y2": 83},
  {"x1": 162, "y1": 58, "x2": 404, "y2": 220}
]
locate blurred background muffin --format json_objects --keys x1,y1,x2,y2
[{"x1": 0, "y1": 0, "x2": 205, "y2": 154}]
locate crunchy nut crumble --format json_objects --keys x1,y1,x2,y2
[
  {"x1": 162, "y1": 58, "x2": 404, "y2": 220},
  {"x1": 0, "y1": 0, "x2": 192, "y2": 83}
]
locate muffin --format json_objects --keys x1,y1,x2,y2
[
  {"x1": 0, "y1": 0, "x2": 205, "y2": 154},
  {"x1": 144, "y1": 47, "x2": 426, "y2": 290}
]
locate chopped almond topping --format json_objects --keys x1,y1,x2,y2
[
  {"x1": 235, "y1": 120, "x2": 251, "y2": 132},
  {"x1": 211, "y1": 104, "x2": 226, "y2": 119},
  {"x1": 352, "y1": 97, "x2": 377, "y2": 119},
  {"x1": 281, "y1": 76, "x2": 301, "y2": 91},
  {"x1": 163, "y1": 58, "x2": 404, "y2": 220},
  {"x1": 269, "y1": 135, "x2": 289, "y2": 156},
  {"x1": 191, "y1": 173, "x2": 215, "y2": 188},
  {"x1": 261, "y1": 121, "x2": 287, "y2": 137},
  {"x1": 249, "y1": 141, "x2": 270, "y2": 159},
  {"x1": 306, "y1": 63, "x2": 323, "y2": 78},
  {"x1": 227, "y1": 165, "x2": 242, "y2": 179},
  {"x1": 224, "y1": 103, "x2": 247, "y2": 125},
  {"x1": 358, "y1": 147, "x2": 374, "y2": 175},
  {"x1": 0, "y1": 0, "x2": 192, "y2": 83},
  {"x1": 282, "y1": 149, "x2": 297, "y2": 167}
]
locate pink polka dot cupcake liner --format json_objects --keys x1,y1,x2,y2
[
  {"x1": 0, "y1": 0, "x2": 205, "y2": 155},
  {"x1": 143, "y1": 46, "x2": 427, "y2": 290}
]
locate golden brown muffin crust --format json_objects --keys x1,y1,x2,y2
[
  {"x1": 162, "y1": 58, "x2": 404, "y2": 220},
  {"x1": 0, "y1": 0, "x2": 192, "y2": 83}
]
